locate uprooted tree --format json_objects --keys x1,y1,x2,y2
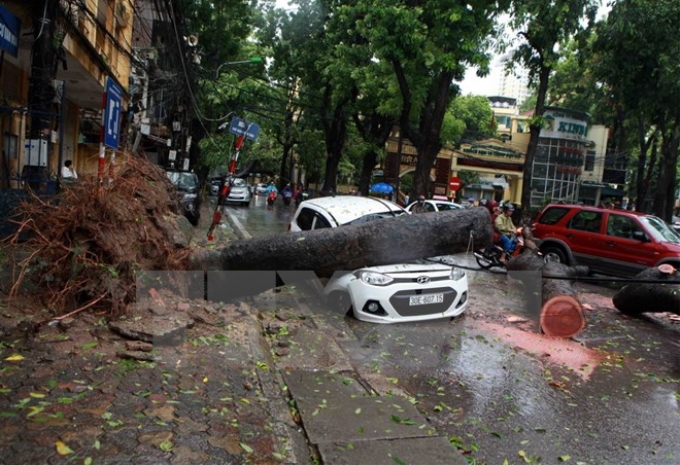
[
  {"x1": 2, "y1": 155, "x2": 494, "y2": 319},
  {"x1": 1, "y1": 158, "x2": 193, "y2": 316},
  {"x1": 190, "y1": 209, "x2": 492, "y2": 277}
]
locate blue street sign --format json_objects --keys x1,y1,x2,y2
[
  {"x1": 244, "y1": 122, "x2": 260, "y2": 141},
  {"x1": 228, "y1": 117, "x2": 260, "y2": 141},
  {"x1": 0, "y1": 7, "x2": 20, "y2": 57},
  {"x1": 103, "y1": 77, "x2": 123, "y2": 149}
]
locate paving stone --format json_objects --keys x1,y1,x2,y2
[
  {"x1": 295, "y1": 394, "x2": 435, "y2": 445},
  {"x1": 318, "y1": 436, "x2": 467, "y2": 465},
  {"x1": 170, "y1": 443, "x2": 210, "y2": 465},
  {"x1": 130, "y1": 443, "x2": 173, "y2": 464},
  {"x1": 282, "y1": 369, "x2": 369, "y2": 401},
  {"x1": 143, "y1": 404, "x2": 176, "y2": 423},
  {"x1": 207, "y1": 433, "x2": 242, "y2": 455},
  {"x1": 100, "y1": 426, "x2": 140, "y2": 452}
]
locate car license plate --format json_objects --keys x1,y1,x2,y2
[{"x1": 409, "y1": 293, "x2": 444, "y2": 306}]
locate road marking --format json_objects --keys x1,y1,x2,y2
[{"x1": 223, "y1": 208, "x2": 252, "y2": 239}]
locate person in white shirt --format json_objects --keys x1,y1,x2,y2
[{"x1": 61, "y1": 160, "x2": 77, "y2": 179}]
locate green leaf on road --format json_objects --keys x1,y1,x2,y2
[
  {"x1": 390, "y1": 455, "x2": 407, "y2": 465},
  {"x1": 559, "y1": 455, "x2": 571, "y2": 461},
  {"x1": 241, "y1": 443, "x2": 253, "y2": 453},
  {"x1": 390, "y1": 415, "x2": 416, "y2": 425}
]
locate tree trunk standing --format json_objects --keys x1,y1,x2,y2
[
  {"x1": 653, "y1": 122, "x2": 680, "y2": 220},
  {"x1": 357, "y1": 150, "x2": 377, "y2": 196},
  {"x1": 520, "y1": 65, "x2": 550, "y2": 218},
  {"x1": 634, "y1": 117, "x2": 655, "y2": 212},
  {"x1": 191, "y1": 208, "x2": 492, "y2": 277},
  {"x1": 28, "y1": 0, "x2": 60, "y2": 138},
  {"x1": 278, "y1": 144, "x2": 290, "y2": 186},
  {"x1": 355, "y1": 112, "x2": 394, "y2": 196},
  {"x1": 399, "y1": 71, "x2": 453, "y2": 201},
  {"x1": 612, "y1": 264, "x2": 680, "y2": 315},
  {"x1": 319, "y1": 85, "x2": 350, "y2": 194}
]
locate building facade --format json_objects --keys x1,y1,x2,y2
[
  {"x1": 0, "y1": 0, "x2": 132, "y2": 192},
  {"x1": 381, "y1": 100, "x2": 614, "y2": 210}
]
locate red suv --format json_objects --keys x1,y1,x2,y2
[{"x1": 532, "y1": 204, "x2": 680, "y2": 277}]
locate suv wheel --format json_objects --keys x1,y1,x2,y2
[{"x1": 542, "y1": 245, "x2": 567, "y2": 264}]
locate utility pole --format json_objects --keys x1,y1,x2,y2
[{"x1": 28, "y1": 0, "x2": 59, "y2": 138}]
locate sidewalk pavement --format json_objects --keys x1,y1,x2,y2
[{"x1": 0, "y1": 211, "x2": 467, "y2": 465}]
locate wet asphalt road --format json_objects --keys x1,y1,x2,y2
[{"x1": 220, "y1": 194, "x2": 680, "y2": 464}]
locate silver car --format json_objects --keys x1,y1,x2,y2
[
  {"x1": 225, "y1": 178, "x2": 251, "y2": 206},
  {"x1": 671, "y1": 215, "x2": 680, "y2": 234}
]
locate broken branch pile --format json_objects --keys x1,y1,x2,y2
[{"x1": 2, "y1": 157, "x2": 192, "y2": 315}]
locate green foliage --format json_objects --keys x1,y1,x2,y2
[
  {"x1": 592, "y1": 0, "x2": 680, "y2": 217},
  {"x1": 449, "y1": 95, "x2": 497, "y2": 143}
]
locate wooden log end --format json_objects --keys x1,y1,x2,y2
[
  {"x1": 540, "y1": 295, "x2": 585, "y2": 338},
  {"x1": 658, "y1": 264, "x2": 677, "y2": 275}
]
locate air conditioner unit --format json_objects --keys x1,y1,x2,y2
[{"x1": 24, "y1": 139, "x2": 49, "y2": 167}]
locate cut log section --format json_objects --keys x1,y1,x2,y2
[
  {"x1": 506, "y1": 247, "x2": 589, "y2": 338},
  {"x1": 612, "y1": 264, "x2": 680, "y2": 315}
]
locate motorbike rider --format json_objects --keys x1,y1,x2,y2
[
  {"x1": 265, "y1": 181, "x2": 278, "y2": 197},
  {"x1": 281, "y1": 183, "x2": 293, "y2": 205},
  {"x1": 494, "y1": 203, "x2": 518, "y2": 263},
  {"x1": 265, "y1": 181, "x2": 278, "y2": 209}
]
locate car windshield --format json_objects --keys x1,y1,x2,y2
[
  {"x1": 167, "y1": 172, "x2": 198, "y2": 191},
  {"x1": 346, "y1": 210, "x2": 406, "y2": 225},
  {"x1": 640, "y1": 216, "x2": 680, "y2": 243},
  {"x1": 232, "y1": 178, "x2": 247, "y2": 187}
]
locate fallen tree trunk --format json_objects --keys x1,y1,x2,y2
[
  {"x1": 191, "y1": 208, "x2": 492, "y2": 278},
  {"x1": 506, "y1": 239, "x2": 589, "y2": 338},
  {"x1": 612, "y1": 264, "x2": 680, "y2": 315}
]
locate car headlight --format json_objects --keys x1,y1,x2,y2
[
  {"x1": 450, "y1": 267, "x2": 465, "y2": 281},
  {"x1": 355, "y1": 270, "x2": 394, "y2": 286}
]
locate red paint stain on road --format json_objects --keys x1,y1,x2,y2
[{"x1": 476, "y1": 320, "x2": 604, "y2": 381}]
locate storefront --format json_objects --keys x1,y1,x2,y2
[{"x1": 529, "y1": 107, "x2": 590, "y2": 207}]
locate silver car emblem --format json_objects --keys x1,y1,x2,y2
[{"x1": 416, "y1": 276, "x2": 430, "y2": 284}]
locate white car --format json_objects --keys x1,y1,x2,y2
[
  {"x1": 405, "y1": 199, "x2": 464, "y2": 213},
  {"x1": 255, "y1": 183, "x2": 268, "y2": 195},
  {"x1": 224, "y1": 177, "x2": 251, "y2": 206},
  {"x1": 289, "y1": 196, "x2": 469, "y2": 324}
]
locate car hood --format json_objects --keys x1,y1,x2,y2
[{"x1": 356, "y1": 261, "x2": 453, "y2": 274}]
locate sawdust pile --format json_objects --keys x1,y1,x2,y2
[{"x1": 2, "y1": 156, "x2": 193, "y2": 315}]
